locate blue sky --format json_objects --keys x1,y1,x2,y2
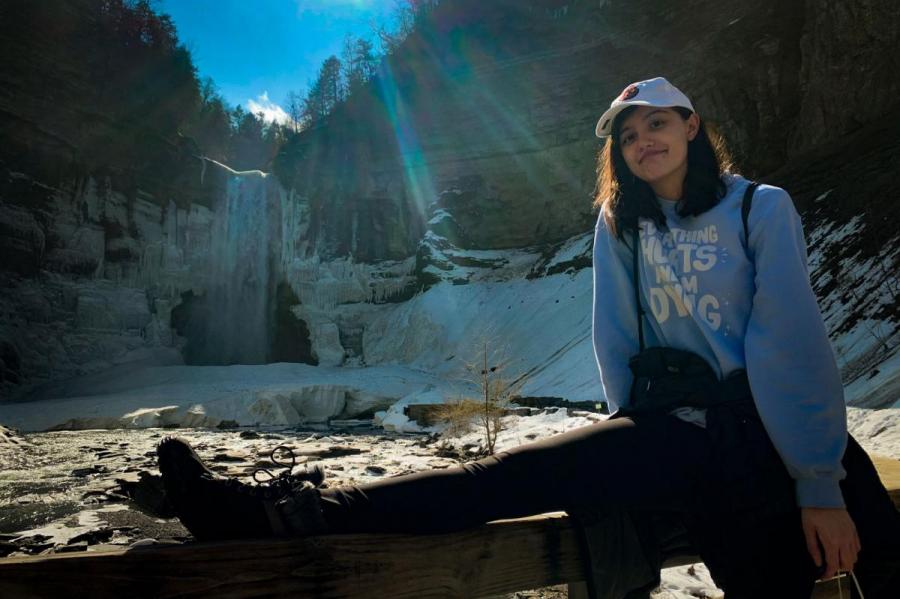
[{"x1": 158, "y1": 0, "x2": 396, "y2": 122}]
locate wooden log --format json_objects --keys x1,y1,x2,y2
[
  {"x1": 566, "y1": 580, "x2": 592, "y2": 599},
  {"x1": 404, "y1": 398, "x2": 609, "y2": 427},
  {"x1": 0, "y1": 512, "x2": 586, "y2": 599},
  {"x1": 510, "y1": 397, "x2": 602, "y2": 412},
  {"x1": 872, "y1": 456, "x2": 900, "y2": 509},
  {"x1": 404, "y1": 403, "x2": 446, "y2": 427}
]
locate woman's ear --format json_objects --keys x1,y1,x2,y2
[{"x1": 686, "y1": 113, "x2": 700, "y2": 141}]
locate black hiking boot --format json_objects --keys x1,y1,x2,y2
[{"x1": 156, "y1": 437, "x2": 328, "y2": 541}]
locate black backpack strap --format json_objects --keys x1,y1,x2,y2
[
  {"x1": 632, "y1": 226, "x2": 645, "y2": 352},
  {"x1": 741, "y1": 181, "x2": 759, "y2": 249}
]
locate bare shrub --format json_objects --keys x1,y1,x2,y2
[
  {"x1": 435, "y1": 336, "x2": 528, "y2": 455},
  {"x1": 433, "y1": 398, "x2": 485, "y2": 438}
]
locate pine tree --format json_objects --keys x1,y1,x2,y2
[
  {"x1": 302, "y1": 55, "x2": 342, "y2": 126},
  {"x1": 321, "y1": 56, "x2": 343, "y2": 108},
  {"x1": 342, "y1": 36, "x2": 378, "y2": 97}
]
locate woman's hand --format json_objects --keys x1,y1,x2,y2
[{"x1": 800, "y1": 507, "x2": 861, "y2": 579}]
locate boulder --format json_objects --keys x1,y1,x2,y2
[{"x1": 0, "y1": 424, "x2": 28, "y2": 446}]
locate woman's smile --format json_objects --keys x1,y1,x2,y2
[{"x1": 639, "y1": 149, "x2": 667, "y2": 164}]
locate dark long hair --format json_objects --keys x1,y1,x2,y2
[{"x1": 593, "y1": 106, "x2": 734, "y2": 240}]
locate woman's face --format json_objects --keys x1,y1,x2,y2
[{"x1": 616, "y1": 106, "x2": 699, "y2": 190}]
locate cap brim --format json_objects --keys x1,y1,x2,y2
[
  {"x1": 595, "y1": 101, "x2": 654, "y2": 138},
  {"x1": 595, "y1": 103, "x2": 630, "y2": 138}
]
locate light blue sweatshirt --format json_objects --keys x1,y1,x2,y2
[{"x1": 591, "y1": 173, "x2": 848, "y2": 508}]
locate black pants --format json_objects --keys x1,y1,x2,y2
[{"x1": 318, "y1": 411, "x2": 899, "y2": 597}]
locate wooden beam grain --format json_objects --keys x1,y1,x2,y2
[
  {"x1": 871, "y1": 456, "x2": 900, "y2": 509},
  {"x1": 0, "y1": 512, "x2": 586, "y2": 599}
]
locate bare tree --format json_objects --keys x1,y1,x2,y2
[
  {"x1": 341, "y1": 33, "x2": 358, "y2": 99},
  {"x1": 285, "y1": 89, "x2": 305, "y2": 132},
  {"x1": 846, "y1": 283, "x2": 892, "y2": 355},
  {"x1": 438, "y1": 336, "x2": 528, "y2": 456},
  {"x1": 373, "y1": 0, "x2": 440, "y2": 55}
]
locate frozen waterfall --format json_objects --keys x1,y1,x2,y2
[{"x1": 184, "y1": 166, "x2": 284, "y2": 364}]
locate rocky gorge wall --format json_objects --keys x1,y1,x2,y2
[
  {"x1": 0, "y1": 158, "x2": 423, "y2": 400},
  {"x1": 0, "y1": 161, "x2": 243, "y2": 397}
]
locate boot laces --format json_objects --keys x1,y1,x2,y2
[
  {"x1": 252, "y1": 444, "x2": 298, "y2": 486},
  {"x1": 246, "y1": 445, "x2": 325, "y2": 499},
  {"x1": 217, "y1": 445, "x2": 324, "y2": 500}
]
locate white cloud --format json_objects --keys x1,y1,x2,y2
[{"x1": 246, "y1": 91, "x2": 291, "y2": 125}]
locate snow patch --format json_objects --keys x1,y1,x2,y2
[{"x1": 0, "y1": 364, "x2": 445, "y2": 432}]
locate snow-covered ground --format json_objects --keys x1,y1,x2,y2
[
  {"x1": 0, "y1": 363, "x2": 463, "y2": 432},
  {"x1": 844, "y1": 343, "x2": 900, "y2": 409},
  {"x1": 363, "y1": 269, "x2": 597, "y2": 399},
  {"x1": 807, "y1": 208, "x2": 900, "y2": 398}
]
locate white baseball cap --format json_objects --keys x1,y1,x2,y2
[{"x1": 594, "y1": 77, "x2": 695, "y2": 138}]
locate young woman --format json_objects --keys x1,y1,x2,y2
[{"x1": 157, "y1": 77, "x2": 898, "y2": 598}]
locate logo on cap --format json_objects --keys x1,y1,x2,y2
[{"x1": 618, "y1": 84, "x2": 639, "y2": 101}]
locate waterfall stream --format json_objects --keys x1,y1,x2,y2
[{"x1": 183, "y1": 164, "x2": 285, "y2": 364}]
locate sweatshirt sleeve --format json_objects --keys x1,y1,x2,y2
[
  {"x1": 743, "y1": 186, "x2": 848, "y2": 508},
  {"x1": 592, "y1": 214, "x2": 641, "y2": 413}
]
